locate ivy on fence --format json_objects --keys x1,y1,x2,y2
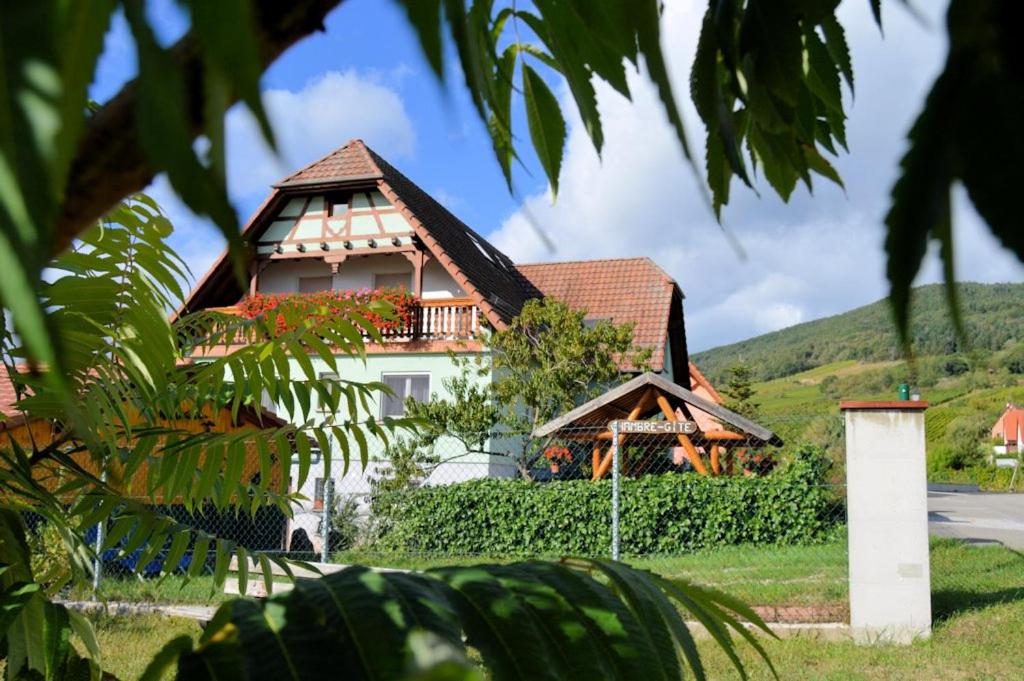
[{"x1": 376, "y1": 449, "x2": 841, "y2": 556}]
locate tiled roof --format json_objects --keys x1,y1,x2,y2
[
  {"x1": 182, "y1": 140, "x2": 540, "y2": 325},
  {"x1": 995, "y1": 405, "x2": 1024, "y2": 443},
  {"x1": 179, "y1": 142, "x2": 710, "y2": 392},
  {"x1": 515, "y1": 258, "x2": 678, "y2": 372},
  {"x1": 0, "y1": 365, "x2": 21, "y2": 418},
  {"x1": 275, "y1": 141, "x2": 383, "y2": 186},
  {"x1": 365, "y1": 145, "x2": 539, "y2": 324}
]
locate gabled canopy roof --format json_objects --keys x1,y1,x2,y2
[
  {"x1": 532, "y1": 371, "x2": 782, "y2": 446},
  {"x1": 183, "y1": 140, "x2": 539, "y2": 328}
]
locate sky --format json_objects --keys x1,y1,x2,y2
[{"x1": 90, "y1": 0, "x2": 1023, "y2": 353}]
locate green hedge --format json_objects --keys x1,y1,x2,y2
[{"x1": 375, "y1": 452, "x2": 841, "y2": 555}]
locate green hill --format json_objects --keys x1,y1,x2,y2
[
  {"x1": 693, "y1": 282, "x2": 1024, "y2": 490},
  {"x1": 693, "y1": 282, "x2": 1024, "y2": 383}
]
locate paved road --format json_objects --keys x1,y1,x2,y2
[{"x1": 928, "y1": 491, "x2": 1024, "y2": 549}]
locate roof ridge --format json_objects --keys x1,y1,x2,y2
[
  {"x1": 274, "y1": 138, "x2": 381, "y2": 186},
  {"x1": 351, "y1": 138, "x2": 383, "y2": 176},
  {"x1": 516, "y1": 256, "x2": 675, "y2": 286},
  {"x1": 516, "y1": 256, "x2": 657, "y2": 267}
]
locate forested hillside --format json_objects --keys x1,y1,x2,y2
[{"x1": 693, "y1": 283, "x2": 1024, "y2": 383}]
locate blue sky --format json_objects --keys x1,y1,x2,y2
[{"x1": 91, "y1": 0, "x2": 1023, "y2": 352}]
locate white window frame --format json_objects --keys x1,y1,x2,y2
[{"x1": 380, "y1": 372, "x2": 430, "y2": 418}]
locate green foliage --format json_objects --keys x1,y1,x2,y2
[
  {"x1": 884, "y1": 0, "x2": 1024, "y2": 348},
  {"x1": 722, "y1": 363, "x2": 762, "y2": 422},
  {"x1": 376, "y1": 452, "x2": 837, "y2": 556},
  {"x1": 0, "y1": 196, "x2": 410, "y2": 678},
  {"x1": 491, "y1": 298, "x2": 649, "y2": 432},
  {"x1": 930, "y1": 414, "x2": 991, "y2": 472},
  {"x1": 366, "y1": 436, "x2": 440, "y2": 542},
  {"x1": 320, "y1": 494, "x2": 363, "y2": 553},
  {"x1": 28, "y1": 522, "x2": 72, "y2": 595},
  {"x1": 1002, "y1": 343, "x2": 1024, "y2": 375},
  {"x1": 403, "y1": 299, "x2": 647, "y2": 477},
  {"x1": 943, "y1": 355, "x2": 971, "y2": 377},
  {"x1": 147, "y1": 559, "x2": 775, "y2": 681},
  {"x1": 399, "y1": 0, "x2": 691, "y2": 196},
  {"x1": 694, "y1": 283, "x2": 1024, "y2": 383}
]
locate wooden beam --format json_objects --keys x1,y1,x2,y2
[
  {"x1": 593, "y1": 446, "x2": 614, "y2": 477},
  {"x1": 592, "y1": 387, "x2": 659, "y2": 480},
  {"x1": 656, "y1": 393, "x2": 708, "y2": 475},
  {"x1": 710, "y1": 445, "x2": 722, "y2": 476},
  {"x1": 702, "y1": 430, "x2": 746, "y2": 441},
  {"x1": 401, "y1": 250, "x2": 426, "y2": 297}
]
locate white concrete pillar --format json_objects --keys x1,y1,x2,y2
[{"x1": 841, "y1": 400, "x2": 931, "y2": 644}]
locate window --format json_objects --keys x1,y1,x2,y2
[
  {"x1": 381, "y1": 374, "x2": 429, "y2": 417},
  {"x1": 299, "y1": 276, "x2": 333, "y2": 293},
  {"x1": 374, "y1": 272, "x2": 412, "y2": 291}
]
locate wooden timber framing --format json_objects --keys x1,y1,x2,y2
[{"x1": 532, "y1": 372, "x2": 782, "y2": 479}]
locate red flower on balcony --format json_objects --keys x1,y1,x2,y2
[{"x1": 238, "y1": 288, "x2": 419, "y2": 336}]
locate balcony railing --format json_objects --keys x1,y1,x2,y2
[{"x1": 206, "y1": 297, "x2": 481, "y2": 344}]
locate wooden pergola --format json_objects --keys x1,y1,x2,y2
[{"x1": 532, "y1": 372, "x2": 783, "y2": 478}]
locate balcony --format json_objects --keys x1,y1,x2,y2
[{"x1": 206, "y1": 297, "x2": 481, "y2": 345}]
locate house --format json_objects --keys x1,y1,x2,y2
[
  {"x1": 992, "y1": 403, "x2": 1024, "y2": 456},
  {"x1": 0, "y1": 365, "x2": 296, "y2": 557},
  {"x1": 181, "y1": 139, "x2": 721, "y2": 547}
]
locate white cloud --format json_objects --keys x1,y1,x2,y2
[
  {"x1": 227, "y1": 70, "x2": 415, "y2": 202},
  {"x1": 154, "y1": 69, "x2": 414, "y2": 293},
  {"x1": 489, "y1": 0, "x2": 1024, "y2": 351}
]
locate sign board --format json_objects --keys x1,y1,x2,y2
[{"x1": 610, "y1": 420, "x2": 698, "y2": 435}]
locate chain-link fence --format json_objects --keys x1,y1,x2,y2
[{"x1": 78, "y1": 413, "x2": 852, "y2": 622}]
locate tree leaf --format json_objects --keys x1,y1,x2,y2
[
  {"x1": 400, "y1": 0, "x2": 444, "y2": 80},
  {"x1": 820, "y1": 16, "x2": 854, "y2": 94},
  {"x1": 884, "y1": 67, "x2": 956, "y2": 348},
  {"x1": 521, "y1": 64, "x2": 567, "y2": 197}
]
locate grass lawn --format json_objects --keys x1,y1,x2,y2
[
  {"x1": 83, "y1": 537, "x2": 1016, "y2": 621},
  {"x1": 76, "y1": 538, "x2": 1024, "y2": 679},
  {"x1": 336, "y1": 541, "x2": 851, "y2": 619}
]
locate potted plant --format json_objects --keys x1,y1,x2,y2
[{"x1": 544, "y1": 446, "x2": 572, "y2": 474}]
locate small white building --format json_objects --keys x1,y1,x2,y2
[{"x1": 991, "y1": 403, "x2": 1023, "y2": 458}]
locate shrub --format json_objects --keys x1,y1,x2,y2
[
  {"x1": 320, "y1": 494, "x2": 363, "y2": 552},
  {"x1": 29, "y1": 522, "x2": 71, "y2": 593},
  {"x1": 374, "y1": 451, "x2": 839, "y2": 556},
  {"x1": 943, "y1": 355, "x2": 971, "y2": 376}
]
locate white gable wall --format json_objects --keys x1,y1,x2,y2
[{"x1": 256, "y1": 253, "x2": 465, "y2": 298}]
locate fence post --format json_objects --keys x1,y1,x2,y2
[
  {"x1": 321, "y1": 476, "x2": 333, "y2": 563},
  {"x1": 611, "y1": 420, "x2": 620, "y2": 561},
  {"x1": 841, "y1": 400, "x2": 931, "y2": 644},
  {"x1": 92, "y1": 469, "x2": 107, "y2": 598}
]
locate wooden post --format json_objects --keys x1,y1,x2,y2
[
  {"x1": 710, "y1": 445, "x2": 722, "y2": 476},
  {"x1": 656, "y1": 394, "x2": 708, "y2": 475}
]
